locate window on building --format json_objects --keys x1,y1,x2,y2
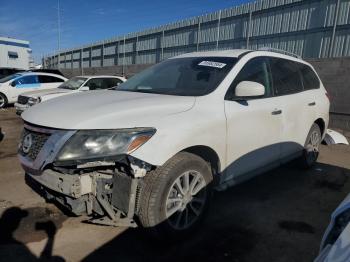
[{"x1": 8, "y1": 51, "x2": 19, "y2": 59}]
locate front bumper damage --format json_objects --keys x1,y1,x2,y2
[
  {"x1": 24, "y1": 166, "x2": 142, "y2": 227},
  {"x1": 19, "y1": 124, "x2": 152, "y2": 227}
]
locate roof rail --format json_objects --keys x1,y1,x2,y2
[{"x1": 257, "y1": 47, "x2": 301, "y2": 59}]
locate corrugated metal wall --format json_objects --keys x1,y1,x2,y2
[{"x1": 44, "y1": 0, "x2": 350, "y2": 69}]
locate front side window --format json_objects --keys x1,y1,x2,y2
[
  {"x1": 226, "y1": 57, "x2": 272, "y2": 99},
  {"x1": 269, "y1": 58, "x2": 303, "y2": 96},
  {"x1": 14, "y1": 75, "x2": 39, "y2": 86},
  {"x1": 86, "y1": 78, "x2": 121, "y2": 90},
  {"x1": 38, "y1": 75, "x2": 65, "y2": 83},
  {"x1": 58, "y1": 77, "x2": 87, "y2": 90},
  {"x1": 299, "y1": 65, "x2": 320, "y2": 90},
  {"x1": 116, "y1": 57, "x2": 238, "y2": 96}
]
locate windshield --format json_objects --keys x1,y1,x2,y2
[
  {"x1": 0, "y1": 73, "x2": 22, "y2": 83},
  {"x1": 116, "y1": 57, "x2": 237, "y2": 96},
  {"x1": 58, "y1": 77, "x2": 87, "y2": 90}
]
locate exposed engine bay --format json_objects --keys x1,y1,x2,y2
[{"x1": 25, "y1": 155, "x2": 153, "y2": 227}]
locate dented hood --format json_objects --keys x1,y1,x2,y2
[{"x1": 21, "y1": 90, "x2": 195, "y2": 129}]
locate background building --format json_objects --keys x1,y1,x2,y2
[
  {"x1": 42, "y1": 0, "x2": 350, "y2": 132},
  {"x1": 0, "y1": 37, "x2": 32, "y2": 70},
  {"x1": 43, "y1": 0, "x2": 350, "y2": 70}
]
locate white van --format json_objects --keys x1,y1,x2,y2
[
  {"x1": 0, "y1": 72, "x2": 67, "y2": 108},
  {"x1": 19, "y1": 49, "x2": 329, "y2": 237}
]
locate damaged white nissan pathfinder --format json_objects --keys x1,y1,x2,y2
[{"x1": 18, "y1": 49, "x2": 330, "y2": 237}]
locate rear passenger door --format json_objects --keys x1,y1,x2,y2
[
  {"x1": 38, "y1": 75, "x2": 65, "y2": 90},
  {"x1": 298, "y1": 64, "x2": 320, "y2": 127},
  {"x1": 269, "y1": 58, "x2": 313, "y2": 160}
]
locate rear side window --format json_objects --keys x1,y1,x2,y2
[
  {"x1": 299, "y1": 65, "x2": 320, "y2": 90},
  {"x1": 226, "y1": 57, "x2": 272, "y2": 99},
  {"x1": 38, "y1": 75, "x2": 64, "y2": 83},
  {"x1": 269, "y1": 58, "x2": 303, "y2": 96}
]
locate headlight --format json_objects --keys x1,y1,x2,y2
[
  {"x1": 28, "y1": 97, "x2": 41, "y2": 105},
  {"x1": 56, "y1": 128, "x2": 156, "y2": 163}
]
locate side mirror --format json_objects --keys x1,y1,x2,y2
[
  {"x1": 80, "y1": 86, "x2": 90, "y2": 91},
  {"x1": 235, "y1": 81, "x2": 265, "y2": 98},
  {"x1": 10, "y1": 81, "x2": 16, "y2": 87}
]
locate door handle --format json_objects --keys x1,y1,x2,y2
[
  {"x1": 271, "y1": 109, "x2": 282, "y2": 115},
  {"x1": 308, "y1": 102, "x2": 316, "y2": 106}
]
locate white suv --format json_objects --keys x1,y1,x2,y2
[
  {"x1": 0, "y1": 72, "x2": 67, "y2": 108},
  {"x1": 18, "y1": 49, "x2": 329, "y2": 237},
  {"x1": 15, "y1": 75, "x2": 126, "y2": 114}
]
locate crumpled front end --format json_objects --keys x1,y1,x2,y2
[{"x1": 18, "y1": 123, "x2": 153, "y2": 227}]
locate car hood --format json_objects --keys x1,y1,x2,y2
[
  {"x1": 21, "y1": 88, "x2": 72, "y2": 98},
  {"x1": 22, "y1": 90, "x2": 196, "y2": 129}
]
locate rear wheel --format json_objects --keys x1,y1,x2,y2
[
  {"x1": 299, "y1": 123, "x2": 321, "y2": 168},
  {"x1": 137, "y1": 152, "x2": 213, "y2": 238},
  {"x1": 0, "y1": 93, "x2": 7, "y2": 108}
]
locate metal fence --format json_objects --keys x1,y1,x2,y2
[{"x1": 44, "y1": 0, "x2": 350, "y2": 69}]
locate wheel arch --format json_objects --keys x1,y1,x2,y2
[
  {"x1": 181, "y1": 145, "x2": 221, "y2": 177},
  {"x1": 0, "y1": 92, "x2": 8, "y2": 107},
  {"x1": 0, "y1": 92, "x2": 8, "y2": 101},
  {"x1": 314, "y1": 118, "x2": 326, "y2": 136}
]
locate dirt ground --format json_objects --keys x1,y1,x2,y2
[{"x1": 0, "y1": 107, "x2": 349, "y2": 262}]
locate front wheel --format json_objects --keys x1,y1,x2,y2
[
  {"x1": 0, "y1": 93, "x2": 7, "y2": 109},
  {"x1": 137, "y1": 152, "x2": 213, "y2": 239},
  {"x1": 299, "y1": 123, "x2": 322, "y2": 168}
]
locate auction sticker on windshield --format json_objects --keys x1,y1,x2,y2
[{"x1": 198, "y1": 61, "x2": 227, "y2": 68}]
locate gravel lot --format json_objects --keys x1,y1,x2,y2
[{"x1": 0, "y1": 107, "x2": 349, "y2": 262}]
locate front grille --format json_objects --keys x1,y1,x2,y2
[
  {"x1": 18, "y1": 95, "x2": 29, "y2": 105},
  {"x1": 19, "y1": 128, "x2": 50, "y2": 161}
]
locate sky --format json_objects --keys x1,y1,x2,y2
[{"x1": 0, "y1": 0, "x2": 252, "y2": 64}]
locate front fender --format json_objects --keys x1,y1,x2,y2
[{"x1": 130, "y1": 114, "x2": 226, "y2": 171}]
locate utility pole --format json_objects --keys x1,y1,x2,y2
[
  {"x1": 57, "y1": 0, "x2": 61, "y2": 68},
  {"x1": 246, "y1": 9, "x2": 252, "y2": 49},
  {"x1": 57, "y1": 0, "x2": 61, "y2": 51}
]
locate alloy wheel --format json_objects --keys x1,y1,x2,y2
[
  {"x1": 306, "y1": 130, "x2": 320, "y2": 163},
  {"x1": 165, "y1": 170, "x2": 207, "y2": 230},
  {"x1": 0, "y1": 96, "x2": 5, "y2": 108}
]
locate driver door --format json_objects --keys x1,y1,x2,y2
[{"x1": 223, "y1": 57, "x2": 283, "y2": 184}]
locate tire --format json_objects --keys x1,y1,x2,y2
[
  {"x1": 299, "y1": 123, "x2": 322, "y2": 169},
  {"x1": 137, "y1": 152, "x2": 213, "y2": 239},
  {"x1": 0, "y1": 93, "x2": 7, "y2": 109}
]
